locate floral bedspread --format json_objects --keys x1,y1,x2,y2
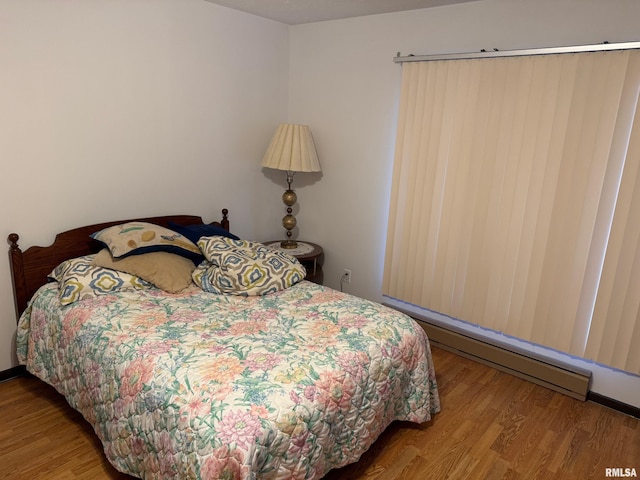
[{"x1": 17, "y1": 281, "x2": 440, "y2": 479}]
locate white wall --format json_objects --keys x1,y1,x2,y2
[
  {"x1": 288, "y1": 0, "x2": 640, "y2": 406},
  {"x1": 0, "y1": 0, "x2": 290, "y2": 371}
]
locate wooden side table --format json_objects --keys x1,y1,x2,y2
[{"x1": 263, "y1": 241, "x2": 324, "y2": 285}]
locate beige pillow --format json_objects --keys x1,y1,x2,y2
[{"x1": 93, "y1": 249, "x2": 195, "y2": 293}]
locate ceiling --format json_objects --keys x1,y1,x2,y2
[{"x1": 204, "y1": 0, "x2": 477, "y2": 25}]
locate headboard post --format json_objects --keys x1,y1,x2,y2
[
  {"x1": 8, "y1": 233, "x2": 27, "y2": 318},
  {"x1": 221, "y1": 208, "x2": 229, "y2": 232}
]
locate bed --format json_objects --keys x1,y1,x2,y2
[{"x1": 9, "y1": 209, "x2": 440, "y2": 480}]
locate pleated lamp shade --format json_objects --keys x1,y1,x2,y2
[{"x1": 261, "y1": 124, "x2": 321, "y2": 173}]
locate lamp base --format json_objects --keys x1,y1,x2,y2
[
  {"x1": 281, "y1": 182, "x2": 298, "y2": 249},
  {"x1": 280, "y1": 239, "x2": 298, "y2": 249}
]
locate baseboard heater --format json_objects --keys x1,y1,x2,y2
[{"x1": 388, "y1": 305, "x2": 592, "y2": 401}]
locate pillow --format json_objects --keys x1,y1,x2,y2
[
  {"x1": 93, "y1": 249, "x2": 196, "y2": 293},
  {"x1": 167, "y1": 221, "x2": 239, "y2": 243},
  {"x1": 193, "y1": 237, "x2": 306, "y2": 296},
  {"x1": 50, "y1": 255, "x2": 152, "y2": 305},
  {"x1": 91, "y1": 221, "x2": 203, "y2": 263}
]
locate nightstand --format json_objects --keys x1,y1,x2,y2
[{"x1": 263, "y1": 241, "x2": 324, "y2": 285}]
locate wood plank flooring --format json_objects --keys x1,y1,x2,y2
[{"x1": 0, "y1": 347, "x2": 638, "y2": 479}]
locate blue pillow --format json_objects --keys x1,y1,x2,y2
[{"x1": 168, "y1": 221, "x2": 239, "y2": 244}]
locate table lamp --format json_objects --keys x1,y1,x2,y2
[{"x1": 261, "y1": 124, "x2": 321, "y2": 249}]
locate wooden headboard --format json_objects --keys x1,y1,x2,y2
[{"x1": 8, "y1": 209, "x2": 229, "y2": 318}]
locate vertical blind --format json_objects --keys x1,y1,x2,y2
[{"x1": 383, "y1": 49, "x2": 640, "y2": 374}]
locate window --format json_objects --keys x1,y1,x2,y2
[{"x1": 384, "y1": 49, "x2": 640, "y2": 374}]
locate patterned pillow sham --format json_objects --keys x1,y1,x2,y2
[
  {"x1": 50, "y1": 255, "x2": 152, "y2": 305},
  {"x1": 90, "y1": 222, "x2": 203, "y2": 263},
  {"x1": 193, "y1": 237, "x2": 306, "y2": 296}
]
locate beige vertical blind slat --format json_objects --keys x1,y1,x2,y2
[
  {"x1": 586, "y1": 63, "x2": 640, "y2": 372},
  {"x1": 384, "y1": 50, "x2": 640, "y2": 373}
]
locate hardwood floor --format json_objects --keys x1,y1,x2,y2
[{"x1": 1, "y1": 347, "x2": 638, "y2": 479}]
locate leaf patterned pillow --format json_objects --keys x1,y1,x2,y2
[
  {"x1": 90, "y1": 222, "x2": 203, "y2": 263},
  {"x1": 193, "y1": 237, "x2": 306, "y2": 296},
  {"x1": 50, "y1": 255, "x2": 152, "y2": 305}
]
